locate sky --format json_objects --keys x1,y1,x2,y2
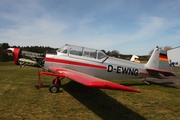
[{"x1": 0, "y1": 0, "x2": 180, "y2": 55}]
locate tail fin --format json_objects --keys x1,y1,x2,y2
[
  {"x1": 145, "y1": 46, "x2": 175, "y2": 77},
  {"x1": 130, "y1": 55, "x2": 140, "y2": 63}
]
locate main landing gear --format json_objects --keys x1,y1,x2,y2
[
  {"x1": 142, "y1": 77, "x2": 150, "y2": 85},
  {"x1": 49, "y1": 84, "x2": 60, "y2": 93},
  {"x1": 49, "y1": 77, "x2": 62, "y2": 93},
  {"x1": 38, "y1": 71, "x2": 66, "y2": 93}
]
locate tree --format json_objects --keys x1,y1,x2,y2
[
  {"x1": 101, "y1": 49, "x2": 106, "y2": 54},
  {"x1": 149, "y1": 46, "x2": 172, "y2": 55},
  {"x1": 107, "y1": 50, "x2": 120, "y2": 58},
  {"x1": 149, "y1": 49, "x2": 154, "y2": 55},
  {"x1": 163, "y1": 46, "x2": 172, "y2": 51},
  {"x1": 0, "y1": 43, "x2": 10, "y2": 62},
  {"x1": 0, "y1": 43, "x2": 9, "y2": 49}
]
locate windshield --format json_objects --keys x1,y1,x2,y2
[
  {"x1": 57, "y1": 44, "x2": 107, "y2": 60},
  {"x1": 97, "y1": 51, "x2": 107, "y2": 59},
  {"x1": 83, "y1": 48, "x2": 97, "y2": 58},
  {"x1": 57, "y1": 45, "x2": 68, "y2": 54}
]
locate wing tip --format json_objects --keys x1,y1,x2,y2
[
  {"x1": 87, "y1": 82, "x2": 141, "y2": 93},
  {"x1": 117, "y1": 86, "x2": 141, "y2": 93}
]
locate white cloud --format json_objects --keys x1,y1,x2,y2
[{"x1": 0, "y1": 0, "x2": 180, "y2": 55}]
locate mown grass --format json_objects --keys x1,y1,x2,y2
[{"x1": 0, "y1": 62, "x2": 180, "y2": 120}]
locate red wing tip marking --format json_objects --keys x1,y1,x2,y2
[{"x1": 87, "y1": 81, "x2": 140, "y2": 93}]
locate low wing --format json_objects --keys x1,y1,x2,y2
[{"x1": 49, "y1": 67, "x2": 140, "y2": 93}]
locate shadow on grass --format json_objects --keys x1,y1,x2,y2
[
  {"x1": 147, "y1": 81, "x2": 178, "y2": 88},
  {"x1": 122, "y1": 81, "x2": 178, "y2": 89},
  {"x1": 121, "y1": 82, "x2": 147, "y2": 87},
  {"x1": 62, "y1": 81, "x2": 146, "y2": 120}
]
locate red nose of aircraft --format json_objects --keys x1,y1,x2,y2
[{"x1": 7, "y1": 48, "x2": 21, "y2": 65}]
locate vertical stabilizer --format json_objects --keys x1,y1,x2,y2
[
  {"x1": 130, "y1": 55, "x2": 140, "y2": 63},
  {"x1": 145, "y1": 46, "x2": 174, "y2": 77}
]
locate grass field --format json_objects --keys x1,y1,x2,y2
[{"x1": 0, "y1": 62, "x2": 180, "y2": 120}]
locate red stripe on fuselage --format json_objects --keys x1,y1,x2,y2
[{"x1": 45, "y1": 57, "x2": 107, "y2": 70}]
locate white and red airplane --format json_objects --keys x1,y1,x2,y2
[{"x1": 7, "y1": 44, "x2": 175, "y2": 93}]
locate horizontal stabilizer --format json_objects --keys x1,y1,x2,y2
[{"x1": 146, "y1": 68, "x2": 175, "y2": 77}]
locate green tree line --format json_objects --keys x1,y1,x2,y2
[{"x1": 0, "y1": 43, "x2": 11, "y2": 62}]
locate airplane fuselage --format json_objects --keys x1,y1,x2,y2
[{"x1": 44, "y1": 44, "x2": 146, "y2": 80}]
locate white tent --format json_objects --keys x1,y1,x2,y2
[{"x1": 167, "y1": 46, "x2": 180, "y2": 66}]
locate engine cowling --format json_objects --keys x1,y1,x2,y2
[
  {"x1": 6, "y1": 48, "x2": 21, "y2": 65},
  {"x1": 13, "y1": 48, "x2": 21, "y2": 65}
]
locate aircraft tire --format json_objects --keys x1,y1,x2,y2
[{"x1": 49, "y1": 84, "x2": 59, "y2": 93}]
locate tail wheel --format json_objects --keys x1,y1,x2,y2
[{"x1": 49, "y1": 84, "x2": 59, "y2": 93}]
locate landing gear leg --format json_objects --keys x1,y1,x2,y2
[
  {"x1": 142, "y1": 77, "x2": 150, "y2": 85},
  {"x1": 49, "y1": 77, "x2": 62, "y2": 93},
  {"x1": 52, "y1": 77, "x2": 61, "y2": 86}
]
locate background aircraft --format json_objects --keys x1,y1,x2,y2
[
  {"x1": 130, "y1": 55, "x2": 140, "y2": 63},
  {"x1": 7, "y1": 44, "x2": 175, "y2": 93}
]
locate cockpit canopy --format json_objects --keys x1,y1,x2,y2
[{"x1": 57, "y1": 44, "x2": 107, "y2": 59}]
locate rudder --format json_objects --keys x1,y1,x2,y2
[{"x1": 145, "y1": 46, "x2": 174, "y2": 77}]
